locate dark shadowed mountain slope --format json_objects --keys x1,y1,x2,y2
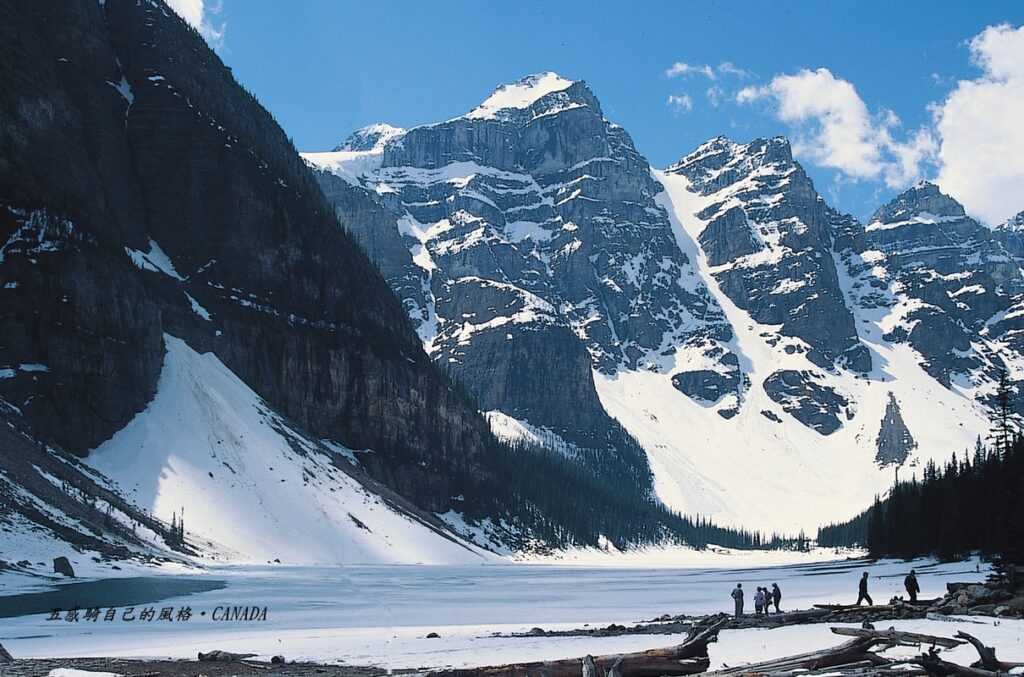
[
  {"x1": 0, "y1": 2, "x2": 771, "y2": 560},
  {"x1": 0, "y1": 0, "x2": 498, "y2": 515}
]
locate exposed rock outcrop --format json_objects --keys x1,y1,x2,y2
[
  {"x1": 875, "y1": 393, "x2": 916, "y2": 467},
  {"x1": 762, "y1": 370, "x2": 851, "y2": 435}
]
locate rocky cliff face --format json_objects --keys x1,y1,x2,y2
[
  {"x1": 0, "y1": 0, "x2": 500, "y2": 525},
  {"x1": 665, "y1": 137, "x2": 870, "y2": 373},
  {"x1": 308, "y1": 73, "x2": 732, "y2": 478},
  {"x1": 837, "y1": 181, "x2": 1020, "y2": 388}
]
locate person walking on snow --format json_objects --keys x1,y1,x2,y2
[
  {"x1": 754, "y1": 587, "x2": 765, "y2": 615},
  {"x1": 904, "y1": 569, "x2": 920, "y2": 603},
  {"x1": 771, "y1": 582, "x2": 782, "y2": 613},
  {"x1": 731, "y1": 583, "x2": 744, "y2": 617},
  {"x1": 856, "y1": 572, "x2": 873, "y2": 606}
]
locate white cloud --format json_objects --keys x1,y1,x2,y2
[
  {"x1": 933, "y1": 23, "x2": 1024, "y2": 224},
  {"x1": 706, "y1": 86, "x2": 724, "y2": 107},
  {"x1": 666, "y1": 62, "x2": 715, "y2": 80},
  {"x1": 736, "y1": 84, "x2": 769, "y2": 103},
  {"x1": 718, "y1": 62, "x2": 751, "y2": 79},
  {"x1": 737, "y1": 67, "x2": 934, "y2": 188},
  {"x1": 166, "y1": 0, "x2": 203, "y2": 28},
  {"x1": 166, "y1": 0, "x2": 226, "y2": 49},
  {"x1": 731, "y1": 24, "x2": 1024, "y2": 224},
  {"x1": 666, "y1": 61, "x2": 750, "y2": 81},
  {"x1": 667, "y1": 94, "x2": 693, "y2": 113}
]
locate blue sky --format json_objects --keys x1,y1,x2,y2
[{"x1": 181, "y1": 1, "x2": 1024, "y2": 223}]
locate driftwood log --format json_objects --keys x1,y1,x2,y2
[
  {"x1": 710, "y1": 626, "x2": 968, "y2": 675},
  {"x1": 956, "y1": 630, "x2": 1024, "y2": 672},
  {"x1": 830, "y1": 626, "x2": 965, "y2": 649},
  {"x1": 707, "y1": 636, "x2": 890, "y2": 675},
  {"x1": 426, "y1": 617, "x2": 727, "y2": 677},
  {"x1": 198, "y1": 649, "x2": 259, "y2": 662},
  {"x1": 814, "y1": 603, "x2": 900, "y2": 611},
  {"x1": 912, "y1": 646, "x2": 996, "y2": 677},
  {"x1": 910, "y1": 628, "x2": 1024, "y2": 676},
  {"x1": 728, "y1": 608, "x2": 832, "y2": 628}
]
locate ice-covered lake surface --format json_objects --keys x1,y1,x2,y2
[{"x1": 2, "y1": 555, "x2": 1021, "y2": 670}]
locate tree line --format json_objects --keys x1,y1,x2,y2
[
  {"x1": 463, "y1": 438, "x2": 811, "y2": 552},
  {"x1": 818, "y1": 373, "x2": 1024, "y2": 562}
]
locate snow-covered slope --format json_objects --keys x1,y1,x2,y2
[
  {"x1": 86, "y1": 335, "x2": 495, "y2": 565},
  {"x1": 593, "y1": 170, "x2": 988, "y2": 532},
  {"x1": 467, "y1": 71, "x2": 574, "y2": 119}
]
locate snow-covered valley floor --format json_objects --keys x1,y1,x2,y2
[{"x1": 3, "y1": 556, "x2": 1020, "y2": 670}]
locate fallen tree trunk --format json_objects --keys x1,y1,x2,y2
[
  {"x1": 925, "y1": 612, "x2": 987, "y2": 624},
  {"x1": 728, "y1": 608, "x2": 832, "y2": 628},
  {"x1": 707, "y1": 637, "x2": 890, "y2": 675},
  {"x1": 198, "y1": 649, "x2": 259, "y2": 662},
  {"x1": 911, "y1": 647, "x2": 999, "y2": 677},
  {"x1": 956, "y1": 630, "x2": 1024, "y2": 672},
  {"x1": 429, "y1": 654, "x2": 710, "y2": 677},
  {"x1": 427, "y1": 618, "x2": 726, "y2": 677},
  {"x1": 830, "y1": 627, "x2": 965, "y2": 649},
  {"x1": 814, "y1": 603, "x2": 899, "y2": 611}
]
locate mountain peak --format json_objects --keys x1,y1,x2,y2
[
  {"x1": 750, "y1": 135, "x2": 794, "y2": 163},
  {"x1": 870, "y1": 181, "x2": 966, "y2": 225},
  {"x1": 996, "y1": 210, "x2": 1024, "y2": 232},
  {"x1": 672, "y1": 134, "x2": 795, "y2": 175},
  {"x1": 466, "y1": 71, "x2": 578, "y2": 119},
  {"x1": 332, "y1": 123, "x2": 405, "y2": 152}
]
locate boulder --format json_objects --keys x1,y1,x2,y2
[{"x1": 52, "y1": 556, "x2": 74, "y2": 577}]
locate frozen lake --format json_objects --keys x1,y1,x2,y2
[{"x1": 2, "y1": 555, "x2": 1017, "y2": 670}]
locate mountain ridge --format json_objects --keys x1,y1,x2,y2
[
  {"x1": 3, "y1": 9, "x2": 770, "y2": 572},
  {"x1": 306, "y1": 70, "x2": 1022, "y2": 532}
]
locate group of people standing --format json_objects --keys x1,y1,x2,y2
[
  {"x1": 730, "y1": 582, "x2": 782, "y2": 616},
  {"x1": 730, "y1": 570, "x2": 921, "y2": 617}
]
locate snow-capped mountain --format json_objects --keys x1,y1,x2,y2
[
  {"x1": 0, "y1": 0, "x2": 521, "y2": 568},
  {"x1": 307, "y1": 73, "x2": 1022, "y2": 532},
  {"x1": 9, "y1": 5, "x2": 715, "y2": 571},
  {"x1": 309, "y1": 72, "x2": 733, "y2": 491}
]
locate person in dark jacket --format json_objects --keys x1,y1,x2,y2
[
  {"x1": 771, "y1": 582, "x2": 782, "y2": 613},
  {"x1": 904, "y1": 569, "x2": 920, "y2": 602},
  {"x1": 856, "y1": 572, "x2": 873, "y2": 606},
  {"x1": 731, "y1": 583, "x2": 744, "y2": 617}
]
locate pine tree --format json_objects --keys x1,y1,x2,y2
[{"x1": 990, "y1": 369, "x2": 1017, "y2": 457}]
